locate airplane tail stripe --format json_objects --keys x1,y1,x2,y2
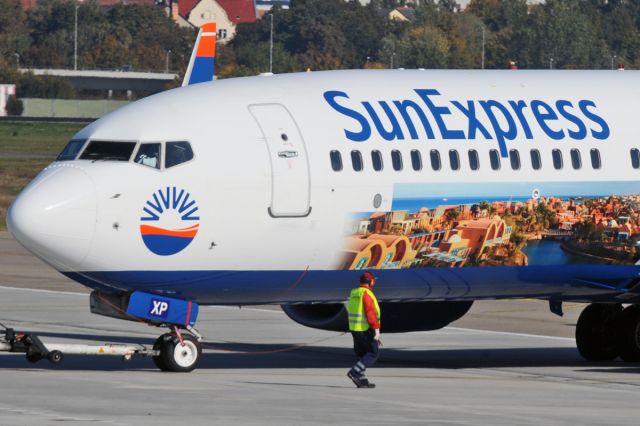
[
  {"x1": 196, "y1": 34, "x2": 216, "y2": 58},
  {"x1": 188, "y1": 57, "x2": 215, "y2": 85}
]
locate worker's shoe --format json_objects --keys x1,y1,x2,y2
[
  {"x1": 347, "y1": 371, "x2": 376, "y2": 388},
  {"x1": 359, "y1": 377, "x2": 376, "y2": 388}
]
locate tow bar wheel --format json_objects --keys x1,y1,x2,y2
[{"x1": 155, "y1": 333, "x2": 202, "y2": 373}]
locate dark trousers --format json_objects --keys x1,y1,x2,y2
[{"x1": 350, "y1": 329, "x2": 380, "y2": 377}]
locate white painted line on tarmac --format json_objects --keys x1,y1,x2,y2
[
  {"x1": 209, "y1": 305, "x2": 284, "y2": 314},
  {"x1": 0, "y1": 287, "x2": 575, "y2": 341},
  {"x1": 0, "y1": 285, "x2": 87, "y2": 297},
  {"x1": 447, "y1": 326, "x2": 574, "y2": 341},
  {"x1": 0, "y1": 286, "x2": 284, "y2": 313}
]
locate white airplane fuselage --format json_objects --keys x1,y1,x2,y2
[{"x1": 7, "y1": 70, "x2": 640, "y2": 306}]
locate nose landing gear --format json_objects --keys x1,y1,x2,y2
[
  {"x1": 153, "y1": 326, "x2": 202, "y2": 372},
  {"x1": 576, "y1": 303, "x2": 640, "y2": 362}
]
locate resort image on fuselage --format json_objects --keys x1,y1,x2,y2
[{"x1": 341, "y1": 184, "x2": 640, "y2": 271}]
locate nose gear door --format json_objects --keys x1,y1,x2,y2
[{"x1": 249, "y1": 104, "x2": 311, "y2": 217}]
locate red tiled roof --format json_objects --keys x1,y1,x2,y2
[
  {"x1": 21, "y1": 0, "x2": 38, "y2": 11},
  {"x1": 179, "y1": 0, "x2": 256, "y2": 22},
  {"x1": 22, "y1": 0, "x2": 155, "y2": 10},
  {"x1": 217, "y1": 0, "x2": 256, "y2": 23},
  {"x1": 179, "y1": 0, "x2": 200, "y2": 18}
]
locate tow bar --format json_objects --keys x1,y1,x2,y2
[{"x1": 0, "y1": 326, "x2": 156, "y2": 364}]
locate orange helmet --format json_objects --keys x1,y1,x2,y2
[{"x1": 360, "y1": 272, "x2": 375, "y2": 284}]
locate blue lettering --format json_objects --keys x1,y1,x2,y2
[
  {"x1": 579, "y1": 100, "x2": 610, "y2": 139},
  {"x1": 414, "y1": 89, "x2": 465, "y2": 139},
  {"x1": 451, "y1": 100, "x2": 492, "y2": 139},
  {"x1": 479, "y1": 100, "x2": 517, "y2": 158},
  {"x1": 362, "y1": 101, "x2": 404, "y2": 141},
  {"x1": 393, "y1": 100, "x2": 435, "y2": 140},
  {"x1": 556, "y1": 100, "x2": 587, "y2": 140},
  {"x1": 323, "y1": 91, "x2": 371, "y2": 142},
  {"x1": 531, "y1": 100, "x2": 564, "y2": 140},
  {"x1": 508, "y1": 100, "x2": 533, "y2": 139}
]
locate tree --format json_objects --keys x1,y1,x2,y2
[
  {"x1": 445, "y1": 209, "x2": 460, "y2": 225},
  {"x1": 0, "y1": 0, "x2": 30, "y2": 64},
  {"x1": 5, "y1": 95, "x2": 23, "y2": 116}
]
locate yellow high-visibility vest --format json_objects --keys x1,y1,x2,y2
[{"x1": 347, "y1": 287, "x2": 380, "y2": 332}]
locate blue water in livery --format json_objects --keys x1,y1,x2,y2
[
  {"x1": 392, "y1": 196, "x2": 532, "y2": 211},
  {"x1": 521, "y1": 239, "x2": 583, "y2": 265}
]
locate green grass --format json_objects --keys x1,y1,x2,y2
[
  {"x1": 0, "y1": 122, "x2": 85, "y2": 230},
  {"x1": 0, "y1": 122, "x2": 85, "y2": 154}
]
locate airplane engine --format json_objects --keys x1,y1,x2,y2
[{"x1": 281, "y1": 301, "x2": 473, "y2": 333}]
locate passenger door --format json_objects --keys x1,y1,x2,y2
[{"x1": 249, "y1": 104, "x2": 311, "y2": 217}]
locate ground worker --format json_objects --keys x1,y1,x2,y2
[{"x1": 346, "y1": 271, "x2": 381, "y2": 388}]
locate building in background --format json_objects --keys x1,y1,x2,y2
[
  {"x1": 177, "y1": 0, "x2": 256, "y2": 42},
  {"x1": 255, "y1": 0, "x2": 290, "y2": 17}
]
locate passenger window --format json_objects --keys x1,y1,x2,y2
[
  {"x1": 371, "y1": 150, "x2": 383, "y2": 171},
  {"x1": 530, "y1": 149, "x2": 542, "y2": 170},
  {"x1": 630, "y1": 148, "x2": 640, "y2": 169},
  {"x1": 509, "y1": 149, "x2": 520, "y2": 170},
  {"x1": 166, "y1": 141, "x2": 194, "y2": 168},
  {"x1": 489, "y1": 149, "x2": 500, "y2": 170},
  {"x1": 449, "y1": 150, "x2": 460, "y2": 171},
  {"x1": 570, "y1": 149, "x2": 581, "y2": 170},
  {"x1": 590, "y1": 148, "x2": 601, "y2": 170},
  {"x1": 57, "y1": 139, "x2": 87, "y2": 161},
  {"x1": 410, "y1": 150, "x2": 422, "y2": 171},
  {"x1": 430, "y1": 150, "x2": 441, "y2": 171},
  {"x1": 468, "y1": 149, "x2": 479, "y2": 171},
  {"x1": 330, "y1": 150, "x2": 342, "y2": 171},
  {"x1": 552, "y1": 149, "x2": 563, "y2": 170},
  {"x1": 351, "y1": 150, "x2": 363, "y2": 172},
  {"x1": 79, "y1": 141, "x2": 136, "y2": 161},
  {"x1": 135, "y1": 143, "x2": 161, "y2": 169},
  {"x1": 391, "y1": 150, "x2": 403, "y2": 171}
]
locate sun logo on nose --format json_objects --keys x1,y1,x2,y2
[{"x1": 140, "y1": 187, "x2": 200, "y2": 256}]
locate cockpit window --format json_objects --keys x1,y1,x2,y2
[
  {"x1": 57, "y1": 139, "x2": 87, "y2": 161},
  {"x1": 134, "y1": 143, "x2": 161, "y2": 169},
  {"x1": 79, "y1": 141, "x2": 136, "y2": 161},
  {"x1": 165, "y1": 141, "x2": 194, "y2": 168}
]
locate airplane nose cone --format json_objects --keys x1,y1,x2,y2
[{"x1": 7, "y1": 164, "x2": 97, "y2": 270}]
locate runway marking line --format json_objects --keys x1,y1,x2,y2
[
  {"x1": 0, "y1": 286, "x2": 575, "y2": 341},
  {"x1": 447, "y1": 327, "x2": 574, "y2": 341},
  {"x1": 0, "y1": 285, "x2": 87, "y2": 297}
]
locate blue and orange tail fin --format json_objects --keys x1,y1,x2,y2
[{"x1": 182, "y1": 22, "x2": 217, "y2": 86}]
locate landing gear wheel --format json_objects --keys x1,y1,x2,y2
[
  {"x1": 159, "y1": 333, "x2": 202, "y2": 373},
  {"x1": 47, "y1": 350, "x2": 64, "y2": 364},
  {"x1": 152, "y1": 335, "x2": 169, "y2": 371},
  {"x1": 615, "y1": 304, "x2": 640, "y2": 362},
  {"x1": 576, "y1": 303, "x2": 621, "y2": 361}
]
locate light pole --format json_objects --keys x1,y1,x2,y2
[
  {"x1": 365, "y1": 56, "x2": 370, "y2": 68},
  {"x1": 611, "y1": 54, "x2": 617, "y2": 70},
  {"x1": 166, "y1": 49, "x2": 171, "y2": 73},
  {"x1": 390, "y1": 52, "x2": 396, "y2": 69},
  {"x1": 481, "y1": 25, "x2": 485, "y2": 70},
  {"x1": 269, "y1": 13, "x2": 273, "y2": 74},
  {"x1": 549, "y1": 57, "x2": 554, "y2": 70},
  {"x1": 13, "y1": 53, "x2": 19, "y2": 69},
  {"x1": 74, "y1": 3, "x2": 79, "y2": 71}
]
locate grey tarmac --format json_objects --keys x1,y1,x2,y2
[{"x1": 1, "y1": 231, "x2": 639, "y2": 425}]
